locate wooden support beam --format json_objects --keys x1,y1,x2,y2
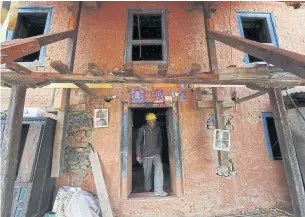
[
  {"x1": 0, "y1": 85, "x2": 27, "y2": 217},
  {"x1": 1, "y1": 69, "x2": 304, "y2": 86},
  {"x1": 234, "y1": 91, "x2": 267, "y2": 104},
  {"x1": 76, "y1": 83, "x2": 113, "y2": 103},
  {"x1": 5, "y1": 62, "x2": 32, "y2": 74},
  {"x1": 207, "y1": 30, "x2": 305, "y2": 79},
  {"x1": 1, "y1": 30, "x2": 76, "y2": 63},
  {"x1": 88, "y1": 63, "x2": 104, "y2": 76},
  {"x1": 50, "y1": 60, "x2": 72, "y2": 74},
  {"x1": 268, "y1": 88, "x2": 305, "y2": 217},
  {"x1": 51, "y1": 2, "x2": 81, "y2": 177},
  {"x1": 203, "y1": 2, "x2": 229, "y2": 167}
]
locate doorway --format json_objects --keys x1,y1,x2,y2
[
  {"x1": 120, "y1": 102, "x2": 184, "y2": 199},
  {"x1": 131, "y1": 108, "x2": 171, "y2": 194}
]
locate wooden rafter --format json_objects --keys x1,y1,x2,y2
[
  {"x1": 50, "y1": 61, "x2": 73, "y2": 74},
  {"x1": 76, "y1": 83, "x2": 113, "y2": 102},
  {"x1": 234, "y1": 91, "x2": 267, "y2": 104},
  {"x1": 1, "y1": 30, "x2": 76, "y2": 63},
  {"x1": 207, "y1": 30, "x2": 305, "y2": 79},
  {"x1": 5, "y1": 62, "x2": 32, "y2": 74}
]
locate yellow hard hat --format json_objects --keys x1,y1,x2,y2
[{"x1": 146, "y1": 113, "x2": 156, "y2": 121}]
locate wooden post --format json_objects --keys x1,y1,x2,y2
[
  {"x1": 203, "y1": 3, "x2": 229, "y2": 166},
  {"x1": 268, "y1": 88, "x2": 305, "y2": 217},
  {"x1": 0, "y1": 85, "x2": 27, "y2": 217},
  {"x1": 51, "y1": 2, "x2": 82, "y2": 177}
]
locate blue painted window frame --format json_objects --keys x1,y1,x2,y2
[
  {"x1": 6, "y1": 6, "x2": 54, "y2": 66},
  {"x1": 261, "y1": 112, "x2": 277, "y2": 160},
  {"x1": 236, "y1": 11, "x2": 279, "y2": 65}
]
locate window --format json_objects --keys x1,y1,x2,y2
[
  {"x1": 6, "y1": 6, "x2": 53, "y2": 65},
  {"x1": 237, "y1": 12, "x2": 279, "y2": 64},
  {"x1": 261, "y1": 112, "x2": 282, "y2": 160},
  {"x1": 125, "y1": 8, "x2": 168, "y2": 64}
]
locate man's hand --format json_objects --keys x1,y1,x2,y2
[{"x1": 136, "y1": 154, "x2": 142, "y2": 164}]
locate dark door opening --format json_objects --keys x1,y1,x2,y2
[{"x1": 131, "y1": 108, "x2": 171, "y2": 194}]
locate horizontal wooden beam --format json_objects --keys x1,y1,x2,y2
[
  {"x1": 208, "y1": 30, "x2": 305, "y2": 79},
  {"x1": 1, "y1": 72, "x2": 304, "y2": 87},
  {"x1": 5, "y1": 62, "x2": 32, "y2": 74},
  {"x1": 50, "y1": 61, "x2": 72, "y2": 74},
  {"x1": 1, "y1": 30, "x2": 76, "y2": 63}
]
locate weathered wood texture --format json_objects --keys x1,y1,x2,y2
[
  {"x1": 268, "y1": 88, "x2": 305, "y2": 217},
  {"x1": 51, "y1": 2, "x2": 81, "y2": 177},
  {"x1": 208, "y1": 30, "x2": 305, "y2": 79},
  {"x1": 287, "y1": 108, "x2": 305, "y2": 197},
  {"x1": 50, "y1": 61, "x2": 72, "y2": 74},
  {"x1": 88, "y1": 63, "x2": 104, "y2": 76},
  {"x1": 1, "y1": 67, "x2": 304, "y2": 87},
  {"x1": 234, "y1": 91, "x2": 267, "y2": 104},
  {"x1": 203, "y1": 2, "x2": 228, "y2": 166},
  {"x1": 16, "y1": 124, "x2": 43, "y2": 182},
  {"x1": 5, "y1": 62, "x2": 32, "y2": 74},
  {"x1": 0, "y1": 86, "x2": 27, "y2": 217},
  {"x1": 1, "y1": 30, "x2": 76, "y2": 63},
  {"x1": 90, "y1": 150, "x2": 114, "y2": 217}
]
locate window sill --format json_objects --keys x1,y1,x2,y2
[
  {"x1": 244, "y1": 61, "x2": 274, "y2": 68},
  {"x1": 127, "y1": 192, "x2": 181, "y2": 201},
  {"x1": 126, "y1": 60, "x2": 168, "y2": 65}
]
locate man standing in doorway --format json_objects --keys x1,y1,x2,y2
[{"x1": 136, "y1": 113, "x2": 168, "y2": 197}]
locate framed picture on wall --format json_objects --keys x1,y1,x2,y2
[
  {"x1": 94, "y1": 109, "x2": 109, "y2": 128},
  {"x1": 213, "y1": 129, "x2": 230, "y2": 151}
]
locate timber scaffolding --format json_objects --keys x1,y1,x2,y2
[{"x1": 0, "y1": 1, "x2": 305, "y2": 217}]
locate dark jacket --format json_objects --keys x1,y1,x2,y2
[{"x1": 136, "y1": 124, "x2": 162, "y2": 157}]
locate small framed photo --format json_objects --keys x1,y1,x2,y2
[
  {"x1": 213, "y1": 129, "x2": 230, "y2": 151},
  {"x1": 94, "y1": 109, "x2": 109, "y2": 128}
]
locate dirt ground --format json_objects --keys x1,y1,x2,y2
[{"x1": 217, "y1": 207, "x2": 294, "y2": 217}]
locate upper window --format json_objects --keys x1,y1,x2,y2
[
  {"x1": 261, "y1": 112, "x2": 282, "y2": 160},
  {"x1": 6, "y1": 6, "x2": 53, "y2": 65},
  {"x1": 237, "y1": 12, "x2": 279, "y2": 64},
  {"x1": 125, "y1": 8, "x2": 168, "y2": 64}
]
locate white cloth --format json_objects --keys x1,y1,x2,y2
[{"x1": 53, "y1": 186, "x2": 100, "y2": 217}]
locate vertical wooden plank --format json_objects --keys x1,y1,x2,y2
[
  {"x1": 51, "y1": 2, "x2": 81, "y2": 177},
  {"x1": 268, "y1": 88, "x2": 305, "y2": 217},
  {"x1": 90, "y1": 150, "x2": 114, "y2": 217},
  {"x1": 203, "y1": 3, "x2": 229, "y2": 166},
  {"x1": 16, "y1": 123, "x2": 43, "y2": 182},
  {"x1": 0, "y1": 85, "x2": 27, "y2": 217}
]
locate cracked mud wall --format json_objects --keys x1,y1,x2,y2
[{"x1": 1, "y1": 1, "x2": 304, "y2": 216}]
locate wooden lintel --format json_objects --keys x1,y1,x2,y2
[
  {"x1": 234, "y1": 91, "x2": 267, "y2": 104},
  {"x1": 268, "y1": 88, "x2": 305, "y2": 217},
  {"x1": 0, "y1": 86, "x2": 27, "y2": 217},
  {"x1": 1, "y1": 70, "x2": 305, "y2": 87},
  {"x1": 5, "y1": 62, "x2": 32, "y2": 74},
  {"x1": 1, "y1": 30, "x2": 76, "y2": 64},
  {"x1": 50, "y1": 60, "x2": 72, "y2": 74},
  {"x1": 207, "y1": 30, "x2": 305, "y2": 79},
  {"x1": 246, "y1": 83, "x2": 268, "y2": 92}
]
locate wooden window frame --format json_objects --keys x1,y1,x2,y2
[
  {"x1": 236, "y1": 11, "x2": 279, "y2": 65},
  {"x1": 6, "y1": 6, "x2": 54, "y2": 67},
  {"x1": 124, "y1": 8, "x2": 168, "y2": 65}
]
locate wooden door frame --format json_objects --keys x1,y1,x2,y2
[{"x1": 120, "y1": 102, "x2": 184, "y2": 199}]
